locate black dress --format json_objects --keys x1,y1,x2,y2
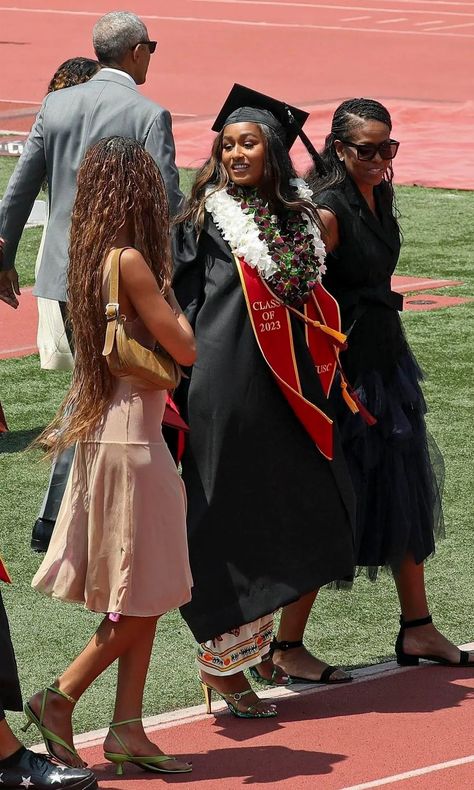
[
  {"x1": 173, "y1": 215, "x2": 356, "y2": 643},
  {"x1": 317, "y1": 176, "x2": 444, "y2": 578},
  {"x1": 0, "y1": 590, "x2": 23, "y2": 719}
]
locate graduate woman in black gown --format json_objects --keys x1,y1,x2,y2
[
  {"x1": 173, "y1": 85, "x2": 357, "y2": 717},
  {"x1": 302, "y1": 98, "x2": 473, "y2": 669}
]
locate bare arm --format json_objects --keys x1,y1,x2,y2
[
  {"x1": 317, "y1": 208, "x2": 340, "y2": 254},
  {"x1": 119, "y1": 248, "x2": 196, "y2": 367}
]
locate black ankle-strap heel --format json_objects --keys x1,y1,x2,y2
[
  {"x1": 270, "y1": 638, "x2": 352, "y2": 684},
  {"x1": 270, "y1": 638, "x2": 303, "y2": 654},
  {"x1": 395, "y1": 614, "x2": 472, "y2": 667}
]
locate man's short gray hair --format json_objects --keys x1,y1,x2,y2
[{"x1": 93, "y1": 11, "x2": 148, "y2": 64}]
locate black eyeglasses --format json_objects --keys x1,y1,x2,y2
[
  {"x1": 131, "y1": 40, "x2": 157, "y2": 53},
  {"x1": 339, "y1": 139, "x2": 400, "y2": 161}
]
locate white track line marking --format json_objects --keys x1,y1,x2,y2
[
  {"x1": 191, "y1": 0, "x2": 474, "y2": 18},
  {"x1": 424, "y1": 19, "x2": 474, "y2": 27},
  {"x1": 342, "y1": 15, "x2": 372, "y2": 20},
  {"x1": 340, "y1": 755, "x2": 474, "y2": 789},
  {"x1": 0, "y1": 8, "x2": 473, "y2": 36},
  {"x1": 381, "y1": 1, "x2": 474, "y2": 5},
  {"x1": 0, "y1": 98, "x2": 39, "y2": 104},
  {"x1": 414, "y1": 19, "x2": 445, "y2": 24},
  {"x1": 377, "y1": 17, "x2": 407, "y2": 22}
]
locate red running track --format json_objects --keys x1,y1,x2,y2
[
  {"x1": 0, "y1": 0, "x2": 473, "y2": 188},
  {"x1": 51, "y1": 661, "x2": 474, "y2": 789}
]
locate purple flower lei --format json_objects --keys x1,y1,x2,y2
[{"x1": 227, "y1": 184, "x2": 321, "y2": 307}]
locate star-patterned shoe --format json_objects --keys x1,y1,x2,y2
[{"x1": 0, "y1": 748, "x2": 97, "y2": 789}]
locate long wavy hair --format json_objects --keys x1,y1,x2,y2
[
  {"x1": 178, "y1": 123, "x2": 323, "y2": 232},
  {"x1": 308, "y1": 98, "x2": 396, "y2": 212},
  {"x1": 36, "y1": 136, "x2": 172, "y2": 456}
]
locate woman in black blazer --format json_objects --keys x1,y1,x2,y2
[{"x1": 282, "y1": 98, "x2": 473, "y2": 671}]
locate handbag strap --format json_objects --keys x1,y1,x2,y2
[{"x1": 102, "y1": 247, "x2": 131, "y2": 357}]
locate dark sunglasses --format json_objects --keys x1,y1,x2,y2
[
  {"x1": 339, "y1": 139, "x2": 400, "y2": 161},
  {"x1": 131, "y1": 40, "x2": 157, "y2": 53}
]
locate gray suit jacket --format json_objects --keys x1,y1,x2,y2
[{"x1": 0, "y1": 70, "x2": 183, "y2": 301}]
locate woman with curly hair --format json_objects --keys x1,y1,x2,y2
[
  {"x1": 172, "y1": 85, "x2": 356, "y2": 717},
  {"x1": 306, "y1": 98, "x2": 473, "y2": 669},
  {"x1": 26, "y1": 136, "x2": 195, "y2": 775}
]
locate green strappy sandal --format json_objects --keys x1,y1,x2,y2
[
  {"x1": 103, "y1": 718, "x2": 192, "y2": 776},
  {"x1": 200, "y1": 679, "x2": 277, "y2": 718},
  {"x1": 22, "y1": 685, "x2": 80, "y2": 765}
]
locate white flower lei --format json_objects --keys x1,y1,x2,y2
[{"x1": 204, "y1": 178, "x2": 327, "y2": 280}]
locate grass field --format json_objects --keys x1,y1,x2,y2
[{"x1": 1, "y1": 156, "x2": 473, "y2": 744}]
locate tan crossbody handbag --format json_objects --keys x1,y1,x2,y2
[{"x1": 102, "y1": 247, "x2": 182, "y2": 391}]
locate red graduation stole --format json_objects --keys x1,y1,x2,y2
[
  {"x1": 0, "y1": 554, "x2": 12, "y2": 584},
  {"x1": 236, "y1": 257, "x2": 350, "y2": 461}
]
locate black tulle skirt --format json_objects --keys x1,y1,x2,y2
[{"x1": 334, "y1": 347, "x2": 445, "y2": 580}]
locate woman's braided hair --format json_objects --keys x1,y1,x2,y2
[
  {"x1": 308, "y1": 98, "x2": 395, "y2": 210},
  {"x1": 46, "y1": 57, "x2": 100, "y2": 93}
]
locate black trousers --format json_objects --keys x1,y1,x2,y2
[
  {"x1": 36, "y1": 301, "x2": 74, "y2": 524},
  {"x1": 0, "y1": 590, "x2": 22, "y2": 720}
]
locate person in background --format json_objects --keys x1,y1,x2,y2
[
  {"x1": 301, "y1": 98, "x2": 473, "y2": 670},
  {"x1": 0, "y1": 555, "x2": 97, "y2": 789},
  {"x1": 26, "y1": 137, "x2": 195, "y2": 774},
  {"x1": 36, "y1": 57, "x2": 101, "y2": 375},
  {"x1": 0, "y1": 10, "x2": 183, "y2": 552}
]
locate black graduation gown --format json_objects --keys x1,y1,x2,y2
[
  {"x1": 317, "y1": 176, "x2": 444, "y2": 574},
  {"x1": 0, "y1": 590, "x2": 23, "y2": 716},
  {"x1": 173, "y1": 214, "x2": 355, "y2": 643}
]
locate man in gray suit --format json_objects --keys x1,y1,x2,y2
[{"x1": 0, "y1": 10, "x2": 183, "y2": 548}]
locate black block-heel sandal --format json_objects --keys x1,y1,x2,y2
[
  {"x1": 395, "y1": 614, "x2": 474, "y2": 667},
  {"x1": 270, "y1": 638, "x2": 352, "y2": 684},
  {"x1": 248, "y1": 653, "x2": 290, "y2": 687}
]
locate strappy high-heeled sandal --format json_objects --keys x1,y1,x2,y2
[
  {"x1": 248, "y1": 653, "x2": 290, "y2": 687},
  {"x1": 22, "y1": 685, "x2": 81, "y2": 765},
  {"x1": 395, "y1": 614, "x2": 474, "y2": 667},
  {"x1": 200, "y1": 678, "x2": 277, "y2": 718},
  {"x1": 103, "y1": 718, "x2": 192, "y2": 776},
  {"x1": 270, "y1": 638, "x2": 353, "y2": 684}
]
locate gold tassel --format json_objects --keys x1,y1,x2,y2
[
  {"x1": 317, "y1": 323, "x2": 347, "y2": 345},
  {"x1": 340, "y1": 378, "x2": 359, "y2": 414}
]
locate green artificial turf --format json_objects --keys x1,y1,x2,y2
[{"x1": 1, "y1": 157, "x2": 473, "y2": 742}]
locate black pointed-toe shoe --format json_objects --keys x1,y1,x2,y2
[{"x1": 0, "y1": 748, "x2": 97, "y2": 789}]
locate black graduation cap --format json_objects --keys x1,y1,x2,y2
[{"x1": 212, "y1": 83, "x2": 326, "y2": 175}]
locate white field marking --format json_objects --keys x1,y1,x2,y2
[
  {"x1": 379, "y1": 0, "x2": 474, "y2": 4},
  {"x1": 3, "y1": 2, "x2": 474, "y2": 20},
  {"x1": 28, "y1": 642, "x2": 474, "y2": 753},
  {"x1": 0, "y1": 98, "x2": 40, "y2": 104},
  {"x1": 191, "y1": 0, "x2": 474, "y2": 18},
  {"x1": 414, "y1": 19, "x2": 445, "y2": 24},
  {"x1": 423, "y1": 19, "x2": 474, "y2": 27},
  {"x1": 377, "y1": 17, "x2": 407, "y2": 22},
  {"x1": 0, "y1": 8, "x2": 474, "y2": 37},
  {"x1": 341, "y1": 15, "x2": 372, "y2": 20},
  {"x1": 340, "y1": 755, "x2": 474, "y2": 790},
  {"x1": 0, "y1": 345, "x2": 37, "y2": 353}
]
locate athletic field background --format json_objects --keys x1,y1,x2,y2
[{"x1": 0, "y1": 157, "x2": 473, "y2": 742}]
